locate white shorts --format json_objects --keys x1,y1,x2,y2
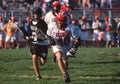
[
  {"x1": 52, "y1": 45, "x2": 68, "y2": 60},
  {"x1": 5, "y1": 35, "x2": 15, "y2": 43}
]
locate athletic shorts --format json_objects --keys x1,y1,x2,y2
[
  {"x1": 30, "y1": 44, "x2": 48, "y2": 59},
  {"x1": 5, "y1": 35, "x2": 15, "y2": 42},
  {"x1": 52, "y1": 45, "x2": 68, "y2": 60}
]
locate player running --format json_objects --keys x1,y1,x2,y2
[
  {"x1": 47, "y1": 11, "x2": 80, "y2": 83},
  {"x1": 44, "y1": 1, "x2": 61, "y2": 25},
  {"x1": 21, "y1": 7, "x2": 49, "y2": 80}
]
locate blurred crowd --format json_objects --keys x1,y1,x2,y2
[
  {"x1": 0, "y1": 0, "x2": 120, "y2": 49},
  {"x1": 0, "y1": 0, "x2": 112, "y2": 11}
]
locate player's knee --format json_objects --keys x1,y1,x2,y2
[{"x1": 56, "y1": 55, "x2": 62, "y2": 61}]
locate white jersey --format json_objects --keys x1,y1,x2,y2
[
  {"x1": 92, "y1": 20, "x2": 101, "y2": 41},
  {"x1": 47, "y1": 22, "x2": 74, "y2": 51},
  {"x1": 44, "y1": 11, "x2": 58, "y2": 25}
]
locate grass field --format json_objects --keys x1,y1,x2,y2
[{"x1": 0, "y1": 48, "x2": 120, "y2": 84}]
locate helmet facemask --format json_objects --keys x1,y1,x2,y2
[
  {"x1": 56, "y1": 11, "x2": 67, "y2": 29},
  {"x1": 57, "y1": 20, "x2": 67, "y2": 30},
  {"x1": 32, "y1": 7, "x2": 42, "y2": 19},
  {"x1": 52, "y1": 1, "x2": 60, "y2": 13},
  {"x1": 53, "y1": 6, "x2": 60, "y2": 13}
]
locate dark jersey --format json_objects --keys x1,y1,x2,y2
[{"x1": 29, "y1": 18, "x2": 48, "y2": 45}]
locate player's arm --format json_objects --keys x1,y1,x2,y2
[{"x1": 66, "y1": 36, "x2": 80, "y2": 57}]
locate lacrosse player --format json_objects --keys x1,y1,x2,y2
[
  {"x1": 44, "y1": 1, "x2": 61, "y2": 63},
  {"x1": 47, "y1": 11, "x2": 80, "y2": 83},
  {"x1": 44, "y1": 1, "x2": 61, "y2": 25},
  {"x1": 22, "y1": 7, "x2": 49, "y2": 80}
]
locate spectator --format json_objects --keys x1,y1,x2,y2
[
  {"x1": 3, "y1": 19, "x2": 18, "y2": 49},
  {"x1": 44, "y1": 0, "x2": 52, "y2": 10},
  {"x1": 76, "y1": 0, "x2": 82, "y2": 8},
  {"x1": 24, "y1": 17, "x2": 31, "y2": 48},
  {"x1": 1, "y1": 0, "x2": 8, "y2": 10},
  {"x1": 80, "y1": 16, "x2": 90, "y2": 47},
  {"x1": 0, "y1": 16, "x2": 4, "y2": 48},
  {"x1": 59, "y1": 0, "x2": 69, "y2": 5},
  {"x1": 102, "y1": 17, "x2": 112, "y2": 48},
  {"x1": 43, "y1": 0, "x2": 52, "y2": 14},
  {"x1": 33, "y1": 0, "x2": 42, "y2": 8},
  {"x1": 10, "y1": 17, "x2": 20, "y2": 49},
  {"x1": 82, "y1": 0, "x2": 91, "y2": 8},
  {"x1": 92, "y1": 16, "x2": 101, "y2": 47},
  {"x1": 68, "y1": 19, "x2": 81, "y2": 41},
  {"x1": 93, "y1": 0, "x2": 101, "y2": 8},
  {"x1": 107, "y1": 0, "x2": 112, "y2": 8},
  {"x1": 101, "y1": 0, "x2": 112, "y2": 8}
]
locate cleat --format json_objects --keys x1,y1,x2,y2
[
  {"x1": 36, "y1": 76, "x2": 42, "y2": 80},
  {"x1": 63, "y1": 73, "x2": 71, "y2": 83}
]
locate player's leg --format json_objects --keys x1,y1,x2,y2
[
  {"x1": 10, "y1": 36, "x2": 16, "y2": 49},
  {"x1": 4, "y1": 35, "x2": 10, "y2": 49},
  {"x1": 63, "y1": 59, "x2": 68, "y2": 69},
  {"x1": 52, "y1": 50, "x2": 56, "y2": 63},
  {"x1": 30, "y1": 45, "x2": 42, "y2": 80},
  {"x1": 55, "y1": 51, "x2": 71, "y2": 83},
  {"x1": 32, "y1": 54, "x2": 41, "y2": 80},
  {"x1": 0, "y1": 34, "x2": 3, "y2": 48},
  {"x1": 39, "y1": 45, "x2": 48, "y2": 65}
]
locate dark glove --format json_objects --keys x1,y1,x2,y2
[{"x1": 47, "y1": 35, "x2": 56, "y2": 46}]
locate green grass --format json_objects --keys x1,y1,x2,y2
[{"x1": 0, "y1": 48, "x2": 120, "y2": 84}]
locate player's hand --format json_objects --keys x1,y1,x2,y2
[{"x1": 47, "y1": 35, "x2": 56, "y2": 46}]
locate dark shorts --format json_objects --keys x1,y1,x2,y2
[{"x1": 30, "y1": 43, "x2": 48, "y2": 59}]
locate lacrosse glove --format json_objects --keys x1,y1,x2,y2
[{"x1": 47, "y1": 35, "x2": 56, "y2": 46}]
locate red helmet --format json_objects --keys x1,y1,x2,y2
[
  {"x1": 71, "y1": 20, "x2": 76, "y2": 25},
  {"x1": 11, "y1": 17, "x2": 16, "y2": 22},
  {"x1": 52, "y1": 1, "x2": 60, "y2": 7},
  {"x1": 57, "y1": 12, "x2": 66, "y2": 21},
  {"x1": 26, "y1": 17, "x2": 31, "y2": 22},
  {"x1": 104, "y1": 17, "x2": 109, "y2": 21},
  {"x1": 94, "y1": 16, "x2": 99, "y2": 20},
  {"x1": 82, "y1": 16, "x2": 86, "y2": 21}
]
